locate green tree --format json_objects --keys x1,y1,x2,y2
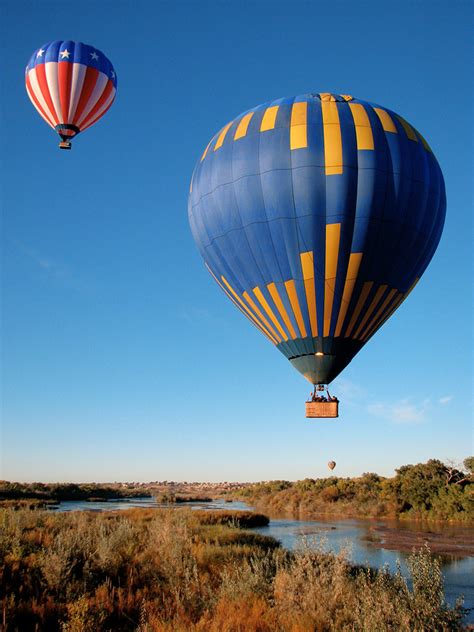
[
  {"x1": 394, "y1": 460, "x2": 448, "y2": 512},
  {"x1": 463, "y1": 456, "x2": 474, "y2": 474}
]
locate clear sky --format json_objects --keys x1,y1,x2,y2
[{"x1": 1, "y1": 0, "x2": 472, "y2": 483}]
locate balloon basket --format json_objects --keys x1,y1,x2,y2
[
  {"x1": 306, "y1": 401, "x2": 339, "y2": 418},
  {"x1": 59, "y1": 141, "x2": 72, "y2": 150}
]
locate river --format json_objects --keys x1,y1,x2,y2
[{"x1": 52, "y1": 497, "x2": 474, "y2": 622}]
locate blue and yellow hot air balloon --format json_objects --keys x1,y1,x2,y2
[{"x1": 188, "y1": 93, "x2": 446, "y2": 416}]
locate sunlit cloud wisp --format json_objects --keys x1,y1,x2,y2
[{"x1": 367, "y1": 398, "x2": 431, "y2": 424}]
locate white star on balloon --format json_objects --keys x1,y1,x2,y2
[
  {"x1": 37, "y1": 48, "x2": 45, "y2": 57},
  {"x1": 60, "y1": 49, "x2": 70, "y2": 59},
  {"x1": 111, "y1": 70, "x2": 115, "y2": 79},
  {"x1": 90, "y1": 51, "x2": 99, "y2": 61}
]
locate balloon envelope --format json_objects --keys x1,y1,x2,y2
[
  {"x1": 328, "y1": 461, "x2": 336, "y2": 470},
  {"x1": 189, "y1": 93, "x2": 446, "y2": 385},
  {"x1": 25, "y1": 41, "x2": 117, "y2": 146}
]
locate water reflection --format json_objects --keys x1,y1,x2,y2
[
  {"x1": 253, "y1": 517, "x2": 474, "y2": 621},
  {"x1": 54, "y1": 497, "x2": 250, "y2": 513}
]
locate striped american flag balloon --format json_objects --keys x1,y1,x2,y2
[{"x1": 25, "y1": 40, "x2": 117, "y2": 149}]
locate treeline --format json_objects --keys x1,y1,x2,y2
[
  {"x1": 0, "y1": 481, "x2": 151, "y2": 502},
  {"x1": 0, "y1": 507, "x2": 466, "y2": 631},
  {"x1": 236, "y1": 459, "x2": 474, "y2": 522}
]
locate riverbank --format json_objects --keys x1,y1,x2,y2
[
  {"x1": 241, "y1": 496, "x2": 474, "y2": 559},
  {"x1": 246, "y1": 502, "x2": 474, "y2": 559},
  {"x1": 0, "y1": 481, "x2": 249, "y2": 503},
  {"x1": 1, "y1": 506, "x2": 467, "y2": 631},
  {"x1": 234, "y1": 459, "x2": 473, "y2": 524}
]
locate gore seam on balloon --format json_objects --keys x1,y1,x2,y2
[{"x1": 191, "y1": 166, "x2": 433, "y2": 210}]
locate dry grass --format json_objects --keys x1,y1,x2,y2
[{"x1": 0, "y1": 507, "x2": 467, "y2": 631}]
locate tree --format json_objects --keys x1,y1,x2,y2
[
  {"x1": 394, "y1": 460, "x2": 448, "y2": 512},
  {"x1": 463, "y1": 457, "x2": 474, "y2": 474}
]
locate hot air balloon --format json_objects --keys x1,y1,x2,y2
[
  {"x1": 25, "y1": 41, "x2": 117, "y2": 149},
  {"x1": 328, "y1": 461, "x2": 336, "y2": 471},
  {"x1": 188, "y1": 93, "x2": 446, "y2": 417}
]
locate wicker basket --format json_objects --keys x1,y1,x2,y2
[{"x1": 305, "y1": 401, "x2": 339, "y2": 418}]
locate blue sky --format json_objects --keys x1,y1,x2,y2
[{"x1": 1, "y1": 0, "x2": 472, "y2": 482}]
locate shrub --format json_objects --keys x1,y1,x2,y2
[
  {"x1": 0, "y1": 500, "x2": 469, "y2": 629},
  {"x1": 321, "y1": 486, "x2": 339, "y2": 503}
]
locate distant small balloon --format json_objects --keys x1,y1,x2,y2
[
  {"x1": 25, "y1": 40, "x2": 117, "y2": 149},
  {"x1": 328, "y1": 461, "x2": 336, "y2": 471}
]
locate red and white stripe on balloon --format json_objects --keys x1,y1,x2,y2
[{"x1": 25, "y1": 40, "x2": 117, "y2": 140}]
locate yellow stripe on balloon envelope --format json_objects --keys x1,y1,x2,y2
[
  {"x1": 252, "y1": 286, "x2": 289, "y2": 341},
  {"x1": 362, "y1": 291, "x2": 403, "y2": 343},
  {"x1": 222, "y1": 287, "x2": 277, "y2": 344},
  {"x1": 300, "y1": 251, "x2": 318, "y2": 337},
  {"x1": 290, "y1": 101, "x2": 307, "y2": 150},
  {"x1": 414, "y1": 129, "x2": 432, "y2": 152},
  {"x1": 214, "y1": 121, "x2": 233, "y2": 150},
  {"x1": 357, "y1": 287, "x2": 396, "y2": 340},
  {"x1": 362, "y1": 278, "x2": 419, "y2": 342},
  {"x1": 324, "y1": 223, "x2": 341, "y2": 337},
  {"x1": 204, "y1": 265, "x2": 278, "y2": 344},
  {"x1": 267, "y1": 282, "x2": 297, "y2": 339},
  {"x1": 220, "y1": 275, "x2": 280, "y2": 344},
  {"x1": 373, "y1": 107, "x2": 397, "y2": 133},
  {"x1": 344, "y1": 281, "x2": 374, "y2": 338},
  {"x1": 319, "y1": 93, "x2": 337, "y2": 101},
  {"x1": 353, "y1": 284, "x2": 388, "y2": 339},
  {"x1": 334, "y1": 253, "x2": 363, "y2": 336},
  {"x1": 234, "y1": 112, "x2": 254, "y2": 140},
  {"x1": 321, "y1": 100, "x2": 343, "y2": 175},
  {"x1": 200, "y1": 138, "x2": 213, "y2": 161},
  {"x1": 260, "y1": 106, "x2": 279, "y2": 132},
  {"x1": 348, "y1": 103, "x2": 374, "y2": 150},
  {"x1": 396, "y1": 116, "x2": 418, "y2": 141},
  {"x1": 284, "y1": 280, "x2": 307, "y2": 338},
  {"x1": 242, "y1": 290, "x2": 281, "y2": 342}
]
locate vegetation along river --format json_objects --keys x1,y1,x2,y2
[{"x1": 52, "y1": 496, "x2": 474, "y2": 622}]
